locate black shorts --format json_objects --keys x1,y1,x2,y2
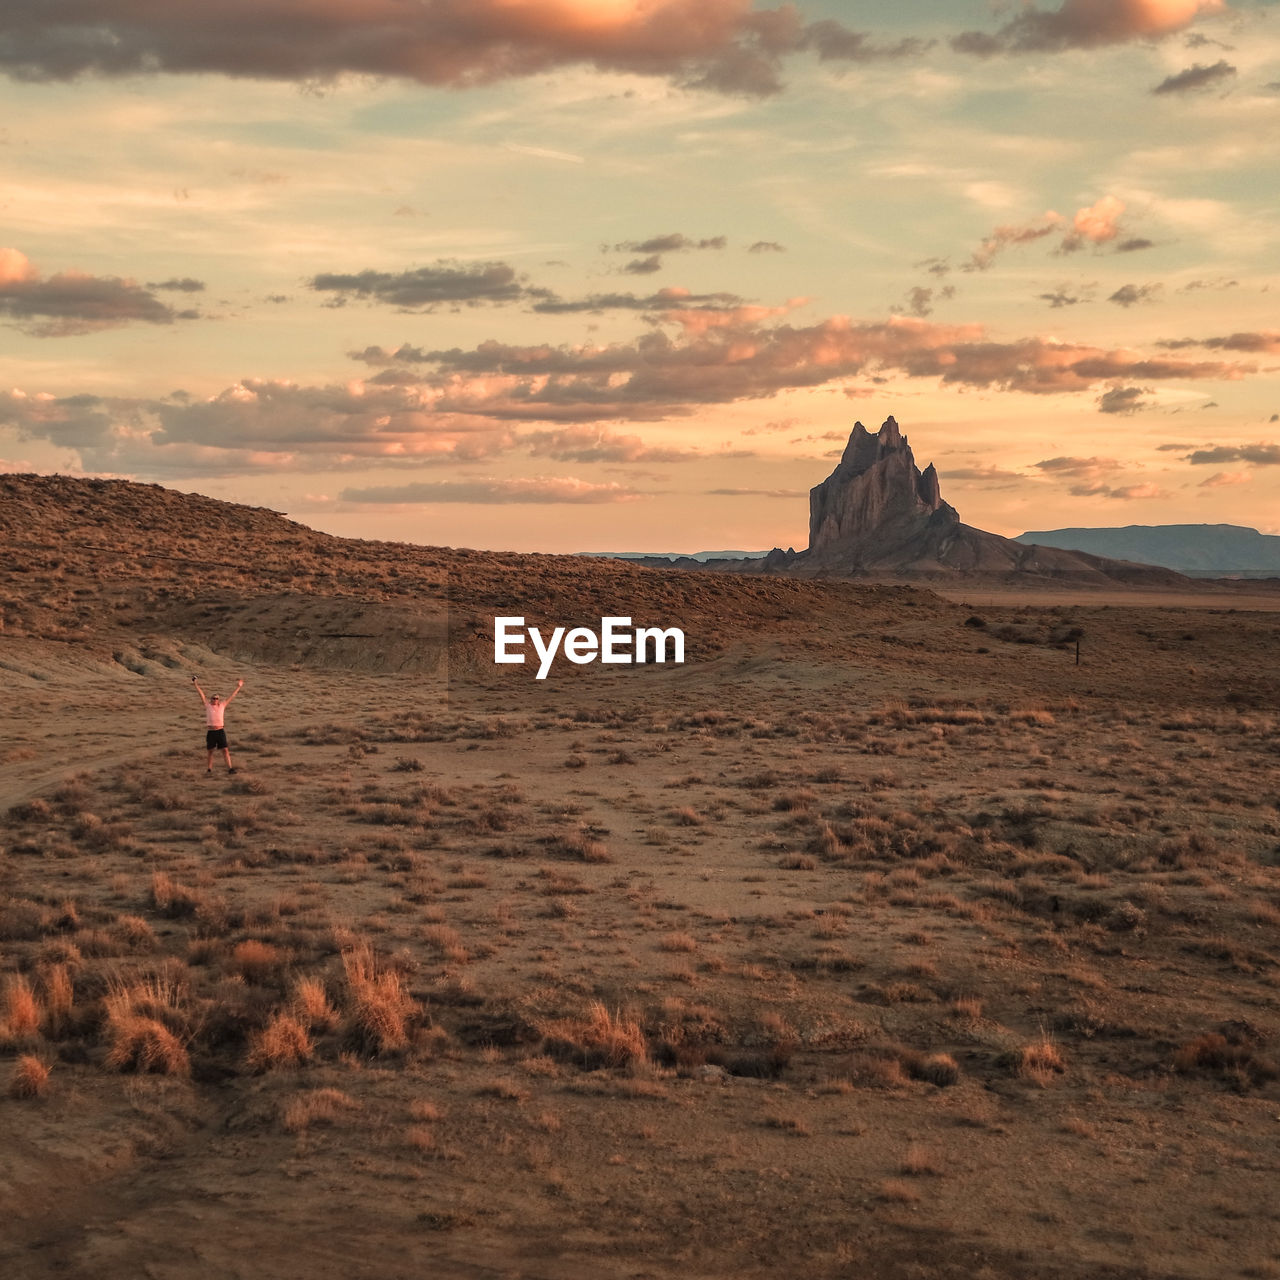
[{"x1": 206, "y1": 728, "x2": 228, "y2": 750}]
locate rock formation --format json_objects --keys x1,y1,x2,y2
[
  {"x1": 806, "y1": 416, "x2": 959, "y2": 569},
  {"x1": 777, "y1": 416, "x2": 1187, "y2": 583}
]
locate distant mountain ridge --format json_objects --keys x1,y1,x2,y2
[
  {"x1": 580, "y1": 550, "x2": 770, "y2": 563},
  {"x1": 1015, "y1": 524, "x2": 1280, "y2": 576}
]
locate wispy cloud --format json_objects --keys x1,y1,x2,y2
[
  {"x1": 0, "y1": 247, "x2": 198, "y2": 337},
  {"x1": 608, "y1": 233, "x2": 727, "y2": 254},
  {"x1": 1152, "y1": 59, "x2": 1236, "y2": 95},
  {"x1": 503, "y1": 142, "x2": 585, "y2": 164},
  {"x1": 1068, "y1": 482, "x2": 1168, "y2": 499},
  {"x1": 941, "y1": 465, "x2": 1027, "y2": 483},
  {"x1": 523, "y1": 425, "x2": 703, "y2": 463},
  {"x1": 964, "y1": 196, "x2": 1131, "y2": 271},
  {"x1": 899, "y1": 285, "x2": 955, "y2": 318},
  {"x1": 1108, "y1": 283, "x2": 1162, "y2": 308},
  {"x1": 953, "y1": 0, "x2": 1224, "y2": 56},
  {"x1": 1184, "y1": 443, "x2": 1280, "y2": 465},
  {"x1": 1035, "y1": 456, "x2": 1124, "y2": 479},
  {"x1": 340, "y1": 477, "x2": 644, "y2": 505},
  {"x1": 1035, "y1": 455, "x2": 1167, "y2": 499},
  {"x1": 531, "y1": 286, "x2": 747, "y2": 315},
  {"x1": 605, "y1": 232, "x2": 728, "y2": 277},
  {"x1": 705, "y1": 486, "x2": 803, "y2": 497},
  {"x1": 147, "y1": 277, "x2": 206, "y2": 293},
  {"x1": 310, "y1": 261, "x2": 539, "y2": 310},
  {"x1": 623, "y1": 255, "x2": 663, "y2": 276},
  {"x1": 1098, "y1": 386, "x2": 1152, "y2": 414},
  {"x1": 1038, "y1": 288, "x2": 1090, "y2": 308},
  {"x1": 1158, "y1": 331, "x2": 1280, "y2": 353},
  {"x1": 965, "y1": 215, "x2": 1060, "y2": 272}
]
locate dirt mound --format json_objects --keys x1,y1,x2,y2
[{"x1": 0, "y1": 473, "x2": 944, "y2": 673}]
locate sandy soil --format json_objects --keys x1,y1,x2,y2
[
  {"x1": 927, "y1": 584, "x2": 1280, "y2": 612},
  {"x1": 2, "y1": 477, "x2": 1280, "y2": 1280}
]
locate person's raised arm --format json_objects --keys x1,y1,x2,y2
[
  {"x1": 225, "y1": 678, "x2": 245, "y2": 704},
  {"x1": 191, "y1": 676, "x2": 208, "y2": 705}
]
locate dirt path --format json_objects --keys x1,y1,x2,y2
[{"x1": 0, "y1": 658, "x2": 386, "y2": 812}]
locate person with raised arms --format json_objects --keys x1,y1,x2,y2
[{"x1": 192, "y1": 675, "x2": 244, "y2": 774}]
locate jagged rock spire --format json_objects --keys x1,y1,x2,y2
[{"x1": 807, "y1": 416, "x2": 957, "y2": 560}]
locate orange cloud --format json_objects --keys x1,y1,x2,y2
[
  {"x1": 1069, "y1": 195, "x2": 1125, "y2": 245},
  {"x1": 954, "y1": 0, "x2": 1224, "y2": 54},
  {"x1": 0, "y1": 248, "x2": 38, "y2": 286},
  {"x1": 967, "y1": 196, "x2": 1132, "y2": 269},
  {"x1": 354, "y1": 311, "x2": 1246, "y2": 420},
  {"x1": 340, "y1": 476, "x2": 644, "y2": 504},
  {"x1": 2, "y1": 306, "x2": 1259, "y2": 478},
  {"x1": 966, "y1": 215, "x2": 1063, "y2": 271},
  {"x1": 662, "y1": 297, "x2": 808, "y2": 336},
  {"x1": 0, "y1": 1, "x2": 924, "y2": 96}
]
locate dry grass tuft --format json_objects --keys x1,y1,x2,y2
[
  {"x1": 1018, "y1": 1036, "x2": 1066, "y2": 1086},
  {"x1": 556, "y1": 830, "x2": 612, "y2": 863},
  {"x1": 1173, "y1": 1033, "x2": 1278, "y2": 1089},
  {"x1": 247, "y1": 1010, "x2": 313, "y2": 1071},
  {"x1": 9, "y1": 1054, "x2": 50, "y2": 1099},
  {"x1": 292, "y1": 976, "x2": 338, "y2": 1031},
  {"x1": 422, "y1": 923, "x2": 469, "y2": 964},
  {"x1": 105, "y1": 1015, "x2": 190, "y2": 1075},
  {"x1": 39, "y1": 963, "x2": 74, "y2": 1036},
  {"x1": 948, "y1": 995, "x2": 982, "y2": 1022},
  {"x1": 282, "y1": 1087, "x2": 359, "y2": 1133},
  {"x1": 102, "y1": 977, "x2": 192, "y2": 1076},
  {"x1": 541, "y1": 1001, "x2": 648, "y2": 1070},
  {"x1": 233, "y1": 939, "x2": 285, "y2": 983},
  {"x1": 779, "y1": 852, "x2": 818, "y2": 870},
  {"x1": 342, "y1": 941, "x2": 418, "y2": 1054},
  {"x1": 660, "y1": 931, "x2": 698, "y2": 953},
  {"x1": 911, "y1": 1053, "x2": 961, "y2": 1087},
  {"x1": 150, "y1": 870, "x2": 201, "y2": 918},
  {"x1": 4, "y1": 974, "x2": 41, "y2": 1040},
  {"x1": 113, "y1": 914, "x2": 157, "y2": 951}
]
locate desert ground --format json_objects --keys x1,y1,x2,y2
[{"x1": 3, "y1": 476, "x2": 1280, "y2": 1280}]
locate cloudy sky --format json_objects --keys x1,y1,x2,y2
[{"x1": 2, "y1": 0, "x2": 1278, "y2": 552}]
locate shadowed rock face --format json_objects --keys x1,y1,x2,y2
[{"x1": 808, "y1": 417, "x2": 957, "y2": 562}]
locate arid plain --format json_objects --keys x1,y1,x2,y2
[{"x1": 3, "y1": 475, "x2": 1280, "y2": 1280}]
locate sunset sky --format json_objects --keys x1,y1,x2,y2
[{"x1": 1, "y1": 0, "x2": 1278, "y2": 553}]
